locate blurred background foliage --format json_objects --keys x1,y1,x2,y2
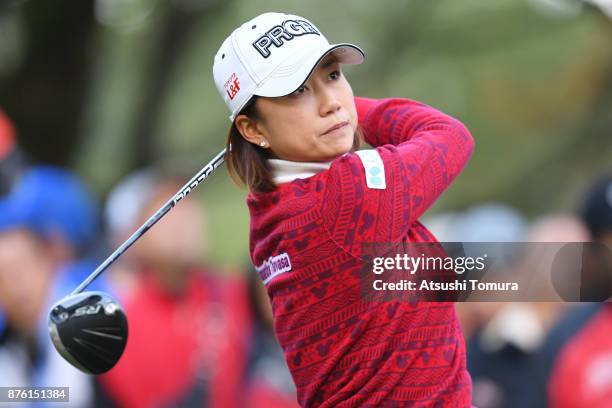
[{"x1": 0, "y1": 0, "x2": 611, "y2": 265}]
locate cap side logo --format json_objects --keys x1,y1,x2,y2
[
  {"x1": 224, "y1": 73, "x2": 240, "y2": 100},
  {"x1": 252, "y1": 19, "x2": 320, "y2": 58}
]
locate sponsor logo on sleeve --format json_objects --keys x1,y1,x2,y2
[{"x1": 256, "y1": 252, "x2": 292, "y2": 284}]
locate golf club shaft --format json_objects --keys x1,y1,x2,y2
[{"x1": 71, "y1": 148, "x2": 227, "y2": 295}]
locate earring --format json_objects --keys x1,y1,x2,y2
[{"x1": 259, "y1": 141, "x2": 267, "y2": 147}]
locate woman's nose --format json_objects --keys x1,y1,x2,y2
[{"x1": 319, "y1": 88, "x2": 341, "y2": 116}]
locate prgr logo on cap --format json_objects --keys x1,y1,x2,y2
[
  {"x1": 252, "y1": 19, "x2": 320, "y2": 58},
  {"x1": 224, "y1": 73, "x2": 241, "y2": 100}
]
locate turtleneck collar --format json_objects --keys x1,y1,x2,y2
[{"x1": 268, "y1": 159, "x2": 332, "y2": 185}]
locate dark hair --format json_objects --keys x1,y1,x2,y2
[
  {"x1": 225, "y1": 97, "x2": 363, "y2": 193},
  {"x1": 225, "y1": 97, "x2": 276, "y2": 193},
  {"x1": 581, "y1": 173, "x2": 612, "y2": 240}
]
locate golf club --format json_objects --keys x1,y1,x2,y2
[{"x1": 48, "y1": 148, "x2": 227, "y2": 374}]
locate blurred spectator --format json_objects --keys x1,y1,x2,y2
[
  {"x1": 467, "y1": 212, "x2": 589, "y2": 408},
  {"x1": 424, "y1": 203, "x2": 528, "y2": 341},
  {"x1": 0, "y1": 108, "x2": 28, "y2": 196},
  {"x1": 242, "y1": 267, "x2": 298, "y2": 408},
  {"x1": 581, "y1": 172, "x2": 612, "y2": 244},
  {"x1": 453, "y1": 203, "x2": 528, "y2": 244},
  {"x1": 520, "y1": 214, "x2": 590, "y2": 322},
  {"x1": 0, "y1": 165, "x2": 104, "y2": 407},
  {"x1": 546, "y1": 173, "x2": 612, "y2": 408},
  {"x1": 98, "y1": 168, "x2": 250, "y2": 408}
]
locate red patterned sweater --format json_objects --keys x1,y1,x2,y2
[{"x1": 247, "y1": 97, "x2": 474, "y2": 407}]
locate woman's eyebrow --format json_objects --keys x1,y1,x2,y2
[{"x1": 319, "y1": 58, "x2": 337, "y2": 69}]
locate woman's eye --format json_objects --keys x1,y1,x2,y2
[
  {"x1": 329, "y1": 70, "x2": 341, "y2": 80},
  {"x1": 292, "y1": 85, "x2": 307, "y2": 95}
]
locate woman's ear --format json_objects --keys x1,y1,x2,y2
[{"x1": 235, "y1": 114, "x2": 266, "y2": 147}]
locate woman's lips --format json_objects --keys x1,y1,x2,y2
[{"x1": 323, "y1": 121, "x2": 349, "y2": 135}]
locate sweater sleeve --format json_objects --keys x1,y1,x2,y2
[{"x1": 321, "y1": 97, "x2": 474, "y2": 250}]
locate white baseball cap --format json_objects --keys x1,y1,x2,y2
[{"x1": 213, "y1": 12, "x2": 365, "y2": 121}]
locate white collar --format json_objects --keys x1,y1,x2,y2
[{"x1": 268, "y1": 159, "x2": 332, "y2": 185}]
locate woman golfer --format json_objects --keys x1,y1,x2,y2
[{"x1": 213, "y1": 12, "x2": 474, "y2": 407}]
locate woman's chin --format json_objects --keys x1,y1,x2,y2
[{"x1": 322, "y1": 135, "x2": 355, "y2": 158}]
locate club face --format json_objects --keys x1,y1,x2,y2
[{"x1": 48, "y1": 291, "x2": 128, "y2": 375}]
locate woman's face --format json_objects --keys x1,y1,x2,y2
[{"x1": 238, "y1": 55, "x2": 358, "y2": 162}]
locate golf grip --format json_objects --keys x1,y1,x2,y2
[{"x1": 71, "y1": 148, "x2": 227, "y2": 295}]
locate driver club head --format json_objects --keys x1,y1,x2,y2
[{"x1": 48, "y1": 291, "x2": 128, "y2": 375}]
